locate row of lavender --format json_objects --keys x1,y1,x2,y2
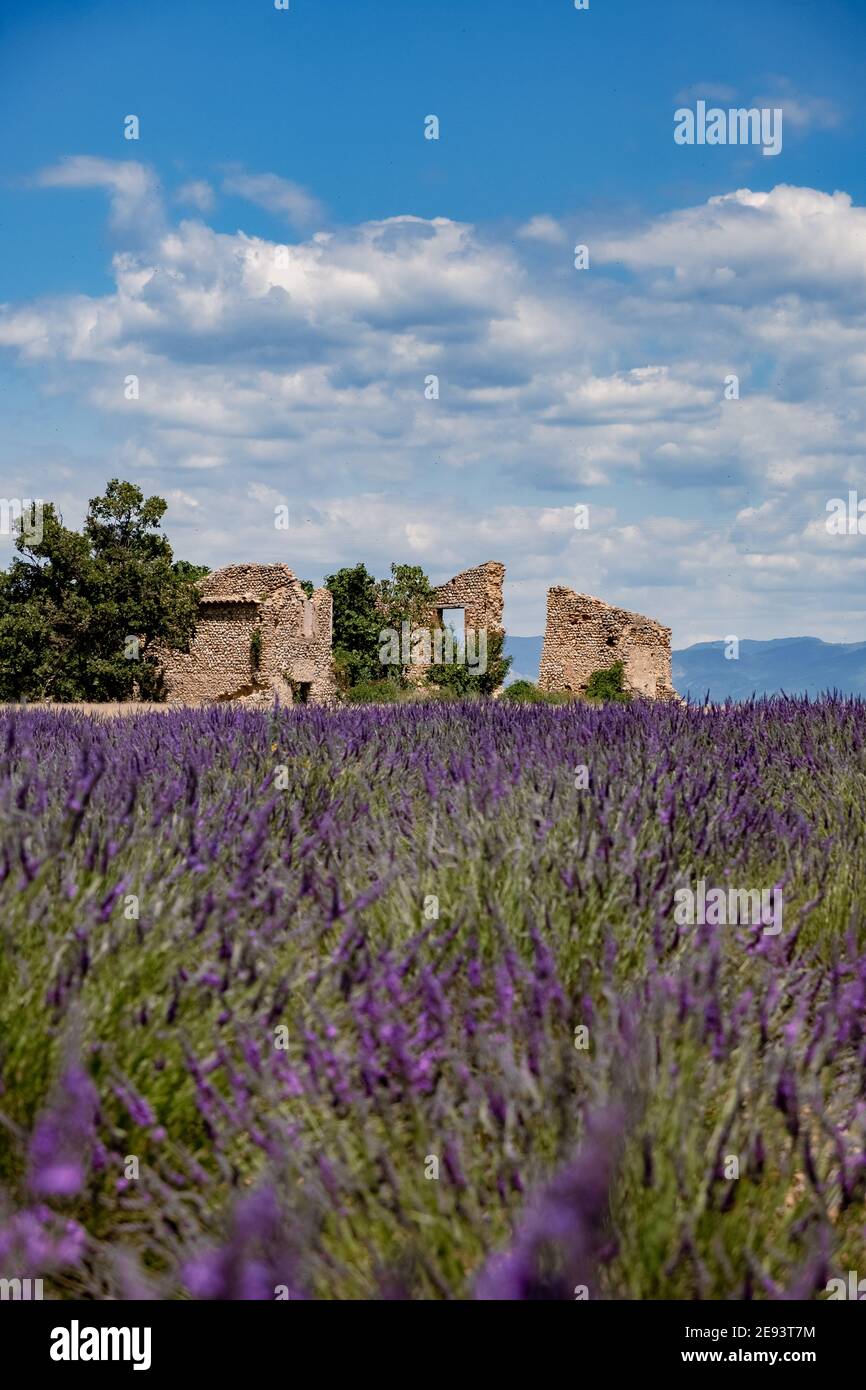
[{"x1": 0, "y1": 698, "x2": 864, "y2": 1298}]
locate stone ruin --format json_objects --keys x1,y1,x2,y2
[
  {"x1": 405, "y1": 561, "x2": 506, "y2": 687},
  {"x1": 157, "y1": 563, "x2": 336, "y2": 706},
  {"x1": 155, "y1": 559, "x2": 677, "y2": 706},
  {"x1": 538, "y1": 587, "x2": 679, "y2": 701},
  {"x1": 431, "y1": 561, "x2": 505, "y2": 638}
]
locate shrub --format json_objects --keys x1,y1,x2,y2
[
  {"x1": 429, "y1": 628, "x2": 512, "y2": 697},
  {"x1": 342, "y1": 678, "x2": 405, "y2": 704},
  {"x1": 585, "y1": 660, "x2": 632, "y2": 703},
  {"x1": 502, "y1": 679, "x2": 544, "y2": 703}
]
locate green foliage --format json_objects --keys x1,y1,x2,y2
[
  {"x1": 328, "y1": 562, "x2": 439, "y2": 693},
  {"x1": 342, "y1": 677, "x2": 405, "y2": 704},
  {"x1": 502, "y1": 679, "x2": 545, "y2": 703},
  {"x1": 585, "y1": 660, "x2": 632, "y2": 703},
  {"x1": 298, "y1": 579, "x2": 314, "y2": 598},
  {"x1": 0, "y1": 479, "x2": 201, "y2": 702},
  {"x1": 431, "y1": 628, "x2": 512, "y2": 697},
  {"x1": 250, "y1": 627, "x2": 263, "y2": 673},
  {"x1": 376, "y1": 563, "x2": 436, "y2": 635},
  {"x1": 172, "y1": 560, "x2": 210, "y2": 584},
  {"x1": 376, "y1": 563, "x2": 437, "y2": 684},
  {"x1": 326, "y1": 561, "x2": 510, "y2": 701},
  {"x1": 501, "y1": 680, "x2": 572, "y2": 705},
  {"x1": 324, "y1": 563, "x2": 382, "y2": 688}
]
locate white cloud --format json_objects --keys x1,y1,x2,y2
[
  {"x1": 752, "y1": 80, "x2": 840, "y2": 132},
  {"x1": 221, "y1": 168, "x2": 324, "y2": 229},
  {"x1": 6, "y1": 166, "x2": 866, "y2": 643},
  {"x1": 516, "y1": 215, "x2": 567, "y2": 245},
  {"x1": 175, "y1": 179, "x2": 215, "y2": 213},
  {"x1": 33, "y1": 156, "x2": 164, "y2": 242},
  {"x1": 165, "y1": 488, "x2": 200, "y2": 509}
]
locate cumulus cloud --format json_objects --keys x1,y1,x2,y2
[
  {"x1": 4, "y1": 166, "x2": 866, "y2": 644},
  {"x1": 599, "y1": 184, "x2": 866, "y2": 305}
]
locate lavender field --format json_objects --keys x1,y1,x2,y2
[{"x1": 1, "y1": 697, "x2": 865, "y2": 1300}]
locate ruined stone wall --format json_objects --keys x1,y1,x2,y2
[
  {"x1": 262, "y1": 585, "x2": 336, "y2": 704},
  {"x1": 538, "y1": 587, "x2": 678, "y2": 700},
  {"x1": 156, "y1": 600, "x2": 260, "y2": 703},
  {"x1": 430, "y1": 561, "x2": 505, "y2": 635},
  {"x1": 157, "y1": 563, "x2": 335, "y2": 705},
  {"x1": 196, "y1": 564, "x2": 297, "y2": 603},
  {"x1": 403, "y1": 561, "x2": 506, "y2": 688}
]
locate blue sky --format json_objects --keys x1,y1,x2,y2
[{"x1": 2, "y1": 0, "x2": 866, "y2": 642}]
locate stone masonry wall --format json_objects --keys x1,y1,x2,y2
[
  {"x1": 430, "y1": 561, "x2": 505, "y2": 635},
  {"x1": 538, "y1": 587, "x2": 678, "y2": 700},
  {"x1": 157, "y1": 563, "x2": 335, "y2": 705}
]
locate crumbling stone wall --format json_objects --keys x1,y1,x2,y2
[
  {"x1": 157, "y1": 563, "x2": 336, "y2": 705},
  {"x1": 538, "y1": 587, "x2": 678, "y2": 700},
  {"x1": 403, "y1": 561, "x2": 506, "y2": 687},
  {"x1": 430, "y1": 561, "x2": 505, "y2": 637}
]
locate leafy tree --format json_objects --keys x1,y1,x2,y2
[
  {"x1": 584, "y1": 660, "x2": 632, "y2": 703},
  {"x1": 324, "y1": 560, "x2": 511, "y2": 700},
  {"x1": 343, "y1": 677, "x2": 404, "y2": 705},
  {"x1": 299, "y1": 579, "x2": 314, "y2": 598},
  {"x1": 0, "y1": 479, "x2": 202, "y2": 701},
  {"x1": 376, "y1": 564, "x2": 436, "y2": 633},
  {"x1": 324, "y1": 562, "x2": 382, "y2": 689},
  {"x1": 173, "y1": 560, "x2": 210, "y2": 584},
  {"x1": 374, "y1": 563, "x2": 438, "y2": 683}
]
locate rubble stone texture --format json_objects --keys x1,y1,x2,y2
[
  {"x1": 539, "y1": 587, "x2": 679, "y2": 700},
  {"x1": 430, "y1": 561, "x2": 505, "y2": 636},
  {"x1": 157, "y1": 564, "x2": 336, "y2": 705}
]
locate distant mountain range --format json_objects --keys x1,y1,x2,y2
[{"x1": 503, "y1": 635, "x2": 866, "y2": 701}]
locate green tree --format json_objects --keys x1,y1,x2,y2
[
  {"x1": 375, "y1": 563, "x2": 438, "y2": 682},
  {"x1": 0, "y1": 479, "x2": 202, "y2": 701},
  {"x1": 173, "y1": 560, "x2": 211, "y2": 584},
  {"x1": 376, "y1": 564, "x2": 436, "y2": 633},
  {"x1": 324, "y1": 562, "x2": 382, "y2": 689}
]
